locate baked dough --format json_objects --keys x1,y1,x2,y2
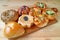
[
  {"x1": 1, "y1": 10, "x2": 19, "y2": 23},
  {"x1": 42, "y1": 9, "x2": 57, "y2": 20},
  {"x1": 4, "y1": 22, "x2": 25, "y2": 38},
  {"x1": 18, "y1": 15, "x2": 33, "y2": 28},
  {"x1": 18, "y1": 6, "x2": 30, "y2": 15}
]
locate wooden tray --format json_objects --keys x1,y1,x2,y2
[{"x1": 9, "y1": 20, "x2": 57, "y2": 40}]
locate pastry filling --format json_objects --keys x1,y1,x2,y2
[
  {"x1": 24, "y1": 16, "x2": 28, "y2": 21},
  {"x1": 18, "y1": 15, "x2": 33, "y2": 28},
  {"x1": 40, "y1": 3, "x2": 44, "y2": 8},
  {"x1": 36, "y1": 2, "x2": 44, "y2": 8},
  {"x1": 46, "y1": 10, "x2": 54, "y2": 15}
]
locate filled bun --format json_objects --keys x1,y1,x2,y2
[
  {"x1": 42, "y1": 9, "x2": 56, "y2": 20},
  {"x1": 18, "y1": 15, "x2": 33, "y2": 28}
]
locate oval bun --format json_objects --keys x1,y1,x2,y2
[{"x1": 4, "y1": 22, "x2": 25, "y2": 38}]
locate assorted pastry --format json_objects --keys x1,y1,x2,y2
[{"x1": 1, "y1": 2, "x2": 58, "y2": 38}]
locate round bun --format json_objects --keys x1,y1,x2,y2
[
  {"x1": 34, "y1": 14, "x2": 49, "y2": 27},
  {"x1": 1, "y1": 10, "x2": 19, "y2": 23},
  {"x1": 18, "y1": 5, "x2": 30, "y2": 15},
  {"x1": 4, "y1": 22, "x2": 25, "y2": 38},
  {"x1": 18, "y1": 15, "x2": 33, "y2": 28}
]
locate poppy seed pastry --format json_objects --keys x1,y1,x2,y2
[
  {"x1": 1, "y1": 10, "x2": 19, "y2": 23},
  {"x1": 18, "y1": 6, "x2": 30, "y2": 16},
  {"x1": 18, "y1": 15, "x2": 33, "y2": 28}
]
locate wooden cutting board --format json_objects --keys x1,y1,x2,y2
[
  {"x1": 9, "y1": 20, "x2": 57, "y2": 40},
  {"x1": 0, "y1": 0, "x2": 60, "y2": 40}
]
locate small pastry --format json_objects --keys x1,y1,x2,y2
[
  {"x1": 33, "y1": 2, "x2": 47, "y2": 10},
  {"x1": 29, "y1": 7, "x2": 41, "y2": 17},
  {"x1": 18, "y1": 15, "x2": 33, "y2": 28},
  {"x1": 42, "y1": 9, "x2": 56, "y2": 20},
  {"x1": 1, "y1": 10, "x2": 19, "y2": 23},
  {"x1": 18, "y1": 6, "x2": 30, "y2": 15},
  {"x1": 4, "y1": 22, "x2": 25, "y2": 38},
  {"x1": 34, "y1": 14, "x2": 49, "y2": 27}
]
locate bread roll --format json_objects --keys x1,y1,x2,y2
[
  {"x1": 18, "y1": 6, "x2": 30, "y2": 16},
  {"x1": 4, "y1": 22, "x2": 25, "y2": 38},
  {"x1": 1, "y1": 10, "x2": 19, "y2": 23}
]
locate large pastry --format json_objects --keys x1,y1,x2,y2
[
  {"x1": 18, "y1": 15, "x2": 33, "y2": 28},
  {"x1": 4, "y1": 22, "x2": 25, "y2": 38},
  {"x1": 1, "y1": 10, "x2": 19, "y2": 23}
]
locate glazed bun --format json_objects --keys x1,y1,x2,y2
[
  {"x1": 1, "y1": 10, "x2": 19, "y2": 23},
  {"x1": 4, "y1": 22, "x2": 25, "y2": 38}
]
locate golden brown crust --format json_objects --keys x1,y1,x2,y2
[
  {"x1": 1, "y1": 10, "x2": 19, "y2": 23},
  {"x1": 4, "y1": 22, "x2": 25, "y2": 38}
]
